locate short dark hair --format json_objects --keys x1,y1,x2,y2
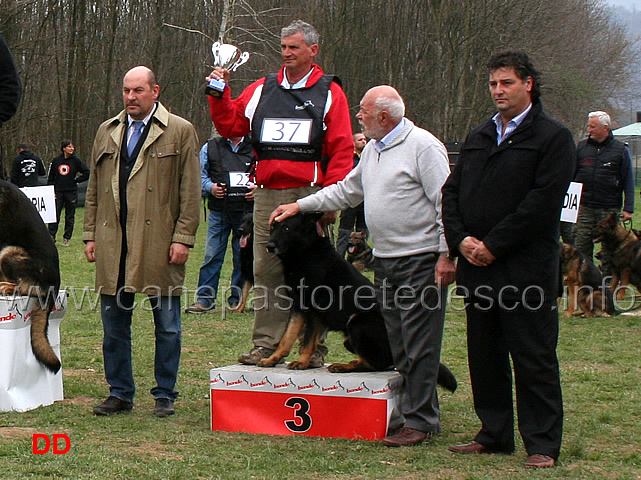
[
  {"x1": 18, "y1": 143, "x2": 28, "y2": 150},
  {"x1": 487, "y1": 50, "x2": 541, "y2": 98},
  {"x1": 60, "y1": 139, "x2": 73, "y2": 151}
]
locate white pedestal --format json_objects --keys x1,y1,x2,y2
[{"x1": 0, "y1": 290, "x2": 66, "y2": 412}]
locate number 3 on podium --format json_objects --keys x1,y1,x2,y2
[{"x1": 284, "y1": 397, "x2": 312, "y2": 432}]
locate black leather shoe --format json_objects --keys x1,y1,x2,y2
[
  {"x1": 153, "y1": 398, "x2": 175, "y2": 417},
  {"x1": 382, "y1": 427, "x2": 429, "y2": 447},
  {"x1": 93, "y1": 396, "x2": 133, "y2": 416}
]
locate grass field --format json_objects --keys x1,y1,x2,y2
[{"x1": 0, "y1": 206, "x2": 640, "y2": 479}]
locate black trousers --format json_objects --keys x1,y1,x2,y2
[
  {"x1": 465, "y1": 296, "x2": 563, "y2": 459},
  {"x1": 49, "y1": 190, "x2": 78, "y2": 240}
]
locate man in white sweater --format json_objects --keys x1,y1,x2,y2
[{"x1": 271, "y1": 85, "x2": 456, "y2": 447}]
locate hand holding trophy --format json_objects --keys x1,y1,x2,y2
[{"x1": 206, "y1": 41, "x2": 250, "y2": 98}]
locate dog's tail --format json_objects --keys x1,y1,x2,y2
[
  {"x1": 437, "y1": 362, "x2": 457, "y2": 392},
  {"x1": 30, "y1": 307, "x2": 61, "y2": 373}
]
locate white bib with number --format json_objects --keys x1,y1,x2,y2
[
  {"x1": 228, "y1": 172, "x2": 253, "y2": 188},
  {"x1": 260, "y1": 118, "x2": 313, "y2": 144}
]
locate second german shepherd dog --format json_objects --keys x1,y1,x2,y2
[
  {"x1": 345, "y1": 230, "x2": 375, "y2": 272},
  {"x1": 560, "y1": 242, "x2": 614, "y2": 317},
  {"x1": 592, "y1": 213, "x2": 641, "y2": 300},
  {"x1": 260, "y1": 213, "x2": 457, "y2": 392},
  {"x1": 0, "y1": 179, "x2": 61, "y2": 372},
  {"x1": 234, "y1": 212, "x2": 254, "y2": 313}
]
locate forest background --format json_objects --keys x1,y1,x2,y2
[{"x1": 0, "y1": 0, "x2": 640, "y2": 166}]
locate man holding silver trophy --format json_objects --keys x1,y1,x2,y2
[{"x1": 205, "y1": 20, "x2": 354, "y2": 367}]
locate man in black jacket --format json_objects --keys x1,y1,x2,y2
[
  {"x1": 573, "y1": 110, "x2": 634, "y2": 263},
  {"x1": 11, "y1": 144, "x2": 45, "y2": 187},
  {"x1": 185, "y1": 136, "x2": 254, "y2": 313},
  {"x1": 442, "y1": 50, "x2": 575, "y2": 469}
]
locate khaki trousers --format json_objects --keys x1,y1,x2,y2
[{"x1": 251, "y1": 186, "x2": 319, "y2": 349}]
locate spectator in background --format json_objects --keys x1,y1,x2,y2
[
  {"x1": 572, "y1": 110, "x2": 634, "y2": 266},
  {"x1": 335, "y1": 132, "x2": 368, "y2": 257},
  {"x1": 185, "y1": 135, "x2": 255, "y2": 313},
  {"x1": 11, "y1": 143, "x2": 45, "y2": 187},
  {"x1": 47, "y1": 139, "x2": 90, "y2": 246}
]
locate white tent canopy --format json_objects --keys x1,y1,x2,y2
[{"x1": 613, "y1": 123, "x2": 641, "y2": 137}]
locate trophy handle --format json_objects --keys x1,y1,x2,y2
[
  {"x1": 211, "y1": 42, "x2": 222, "y2": 60},
  {"x1": 230, "y1": 52, "x2": 250, "y2": 72}
]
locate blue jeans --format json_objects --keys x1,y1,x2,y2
[
  {"x1": 195, "y1": 209, "x2": 244, "y2": 308},
  {"x1": 100, "y1": 292, "x2": 181, "y2": 402}
]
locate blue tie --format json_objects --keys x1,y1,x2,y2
[{"x1": 128, "y1": 121, "x2": 144, "y2": 156}]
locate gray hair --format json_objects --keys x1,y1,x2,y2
[
  {"x1": 375, "y1": 94, "x2": 405, "y2": 122},
  {"x1": 588, "y1": 111, "x2": 611, "y2": 127},
  {"x1": 281, "y1": 20, "x2": 319, "y2": 46}
]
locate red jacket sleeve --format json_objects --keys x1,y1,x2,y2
[
  {"x1": 320, "y1": 81, "x2": 354, "y2": 186},
  {"x1": 207, "y1": 79, "x2": 264, "y2": 139}
]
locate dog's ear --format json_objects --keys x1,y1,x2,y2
[
  {"x1": 304, "y1": 212, "x2": 324, "y2": 223},
  {"x1": 302, "y1": 212, "x2": 325, "y2": 237}
]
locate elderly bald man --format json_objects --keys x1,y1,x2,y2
[{"x1": 271, "y1": 85, "x2": 455, "y2": 447}]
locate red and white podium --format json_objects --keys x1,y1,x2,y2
[
  {"x1": 0, "y1": 291, "x2": 66, "y2": 412},
  {"x1": 210, "y1": 363, "x2": 404, "y2": 440}
]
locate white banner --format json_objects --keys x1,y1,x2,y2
[
  {"x1": 20, "y1": 185, "x2": 56, "y2": 223},
  {"x1": 560, "y1": 182, "x2": 583, "y2": 224}
]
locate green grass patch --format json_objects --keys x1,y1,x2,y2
[{"x1": 0, "y1": 207, "x2": 640, "y2": 479}]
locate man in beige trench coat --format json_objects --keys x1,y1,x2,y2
[{"x1": 83, "y1": 66, "x2": 200, "y2": 418}]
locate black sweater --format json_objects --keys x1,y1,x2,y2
[{"x1": 47, "y1": 153, "x2": 90, "y2": 192}]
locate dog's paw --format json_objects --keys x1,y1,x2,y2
[
  {"x1": 257, "y1": 357, "x2": 279, "y2": 367},
  {"x1": 287, "y1": 361, "x2": 310, "y2": 370},
  {"x1": 0, "y1": 282, "x2": 18, "y2": 295},
  {"x1": 327, "y1": 363, "x2": 347, "y2": 373}
]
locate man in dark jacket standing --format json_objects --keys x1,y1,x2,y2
[
  {"x1": 185, "y1": 136, "x2": 254, "y2": 313},
  {"x1": 442, "y1": 50, "x2": 575, "y2": 469},
  {"x1": 47, "y1": 139, "x2": 90, "y2": 246},
  {"x1": 11, "y1": 144, "x2": 45, "y2": 187},
  {"x1": 573, "y1": 110, "x2": 634, "y2": 263}
]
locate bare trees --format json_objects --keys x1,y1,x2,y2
[{"x1": 0, "y1": 0, "x2": 636, "y2": 168}]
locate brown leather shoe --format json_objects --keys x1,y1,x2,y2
[
  {"x1": 524, "y1": 454, "x2": 555, "y2": 468},
  {"x1": 448, "y1": 441, "x2": 488, "y2": 454},
  {"x1": 382, "y1": 427, "x2": 428, "y2": 447}
]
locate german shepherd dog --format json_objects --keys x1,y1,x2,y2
[
  {"x1": 0, "y1": 179, "x2": 61, "y2": 372},
  {"x1": 345, "y1": 230, "x2": 375, "y2": 272},
  {"x1": 234, "y1": 212, "x2": 254, "y2": 313},
  {"x1": 560, "y1": 242, "x2": 614, "y2": 317},
  {"x1": 260, "y1": 213, "x2": 457, "y2": 392},
  {"x1": 592, "y1": 213, "x2": 641, "y2": 300}
]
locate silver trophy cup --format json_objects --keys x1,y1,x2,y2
[{"x1": 206, "y1": 42, "x2": 250, "y2": 97}]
